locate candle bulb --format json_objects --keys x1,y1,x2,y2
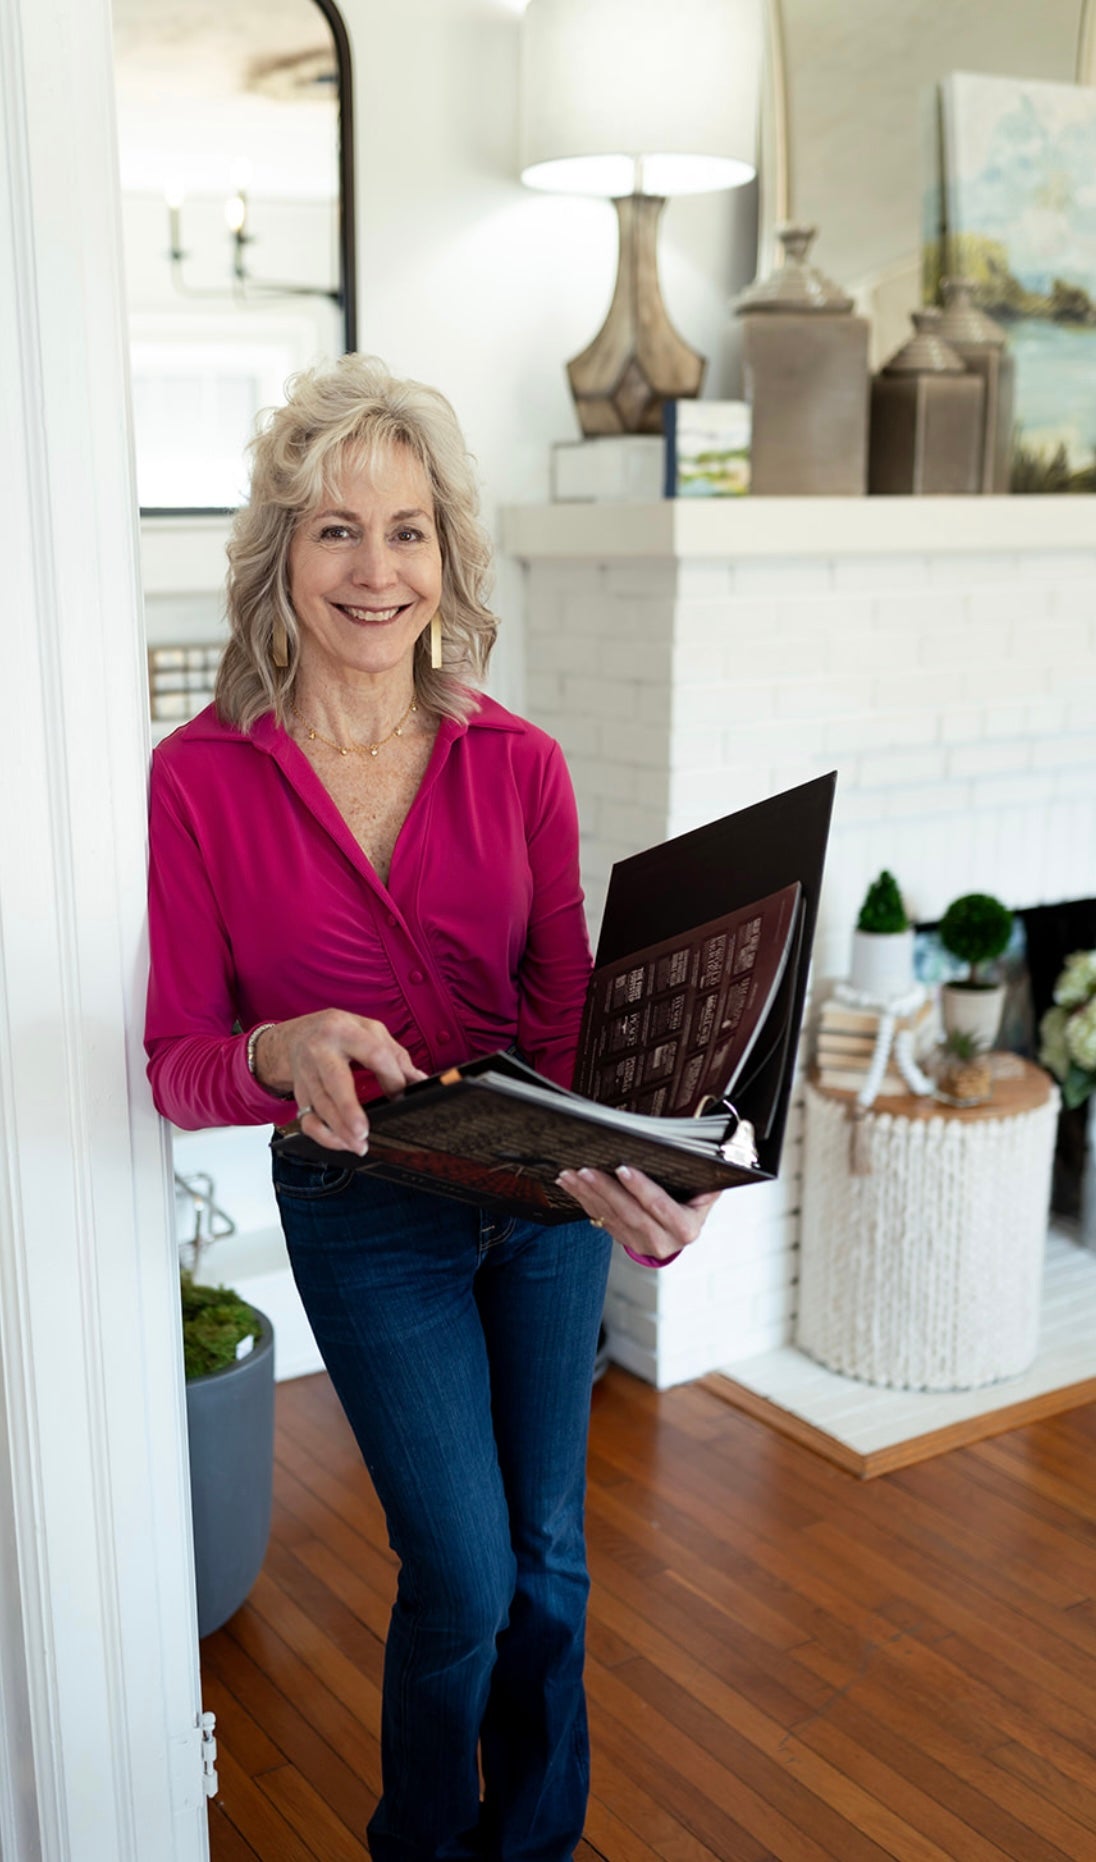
[
  {"x1": 224, "y1": 192, "x2": 247, "y2": 235},
  {"x1": 165, "y1": 184, "x2": 184, "y2": 260}
]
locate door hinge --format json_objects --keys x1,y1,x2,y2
[{"x1": 200, "y1": 1710, "x2": 219, "y2": 1798}]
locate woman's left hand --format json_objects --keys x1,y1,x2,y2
[{"x1": 555, "y1": 1165, "x2": 720, "y2": 1263}]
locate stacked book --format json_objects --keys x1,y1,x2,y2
[{"x1": 814, "y1": 996, "x2": 936, "y2": 1096}]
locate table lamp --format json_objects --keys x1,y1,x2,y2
[{"x1": 519, "y1": 0, "x2": 763, "y2": 436}]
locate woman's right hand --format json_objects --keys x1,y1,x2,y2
[{"x1": 252, "y1": 1012, "x2": 426, "y2": 1154}]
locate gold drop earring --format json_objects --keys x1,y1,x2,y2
[
  {"x1": 429, "y1": 611, "x2": 443, "y2": 670},
  {"x1": 272, "y1": 616, "x2": 289, "y2": 670}
]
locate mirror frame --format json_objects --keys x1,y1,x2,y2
[{"x1": 136, "y1": 0, "x2": 357, "y2": 517}]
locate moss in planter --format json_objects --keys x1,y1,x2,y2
[{"x1": 181, "y1": 1271, "x2": 258, "y2": 1380}]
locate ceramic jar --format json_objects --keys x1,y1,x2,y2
[
  {"x1": 936, "y1": 278, "x2": 1016, "y2": 493},
  {"x1": 869, "y1": 309, "x2": 985, "y2": 495},
  {"x1": 735, "y1": 226, "x2": 870, "y2": 496}
]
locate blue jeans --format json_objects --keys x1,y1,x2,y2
[{"x1": 272, "y1": 1153, "x2": 613, "y2": 1862}]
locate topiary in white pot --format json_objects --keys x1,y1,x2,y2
[
  {"x1": 849, "y1": 870, "x2": 914, "y2": 1000},
  {"x1": 938, "y1": 891, "x2": 1013, "y2": 1049}
]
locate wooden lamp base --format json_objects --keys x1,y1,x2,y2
[{"x1": 567, "y1": 194, "x2": 705, "y2": 436}]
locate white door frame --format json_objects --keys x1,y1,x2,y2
[{"x1": 0, "y1": 0, "x2": 208, "y2": 1854}]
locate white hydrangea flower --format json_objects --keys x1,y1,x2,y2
[
  {"x1": 1065, "y1": 996, "x2": 1096, "y2": 1072},
  {"x1": 1054, "y1": 948, "x2": 1096, "y2": 1009},
  {"x1": 1039, "y1": 1004, "x2": 1072, "y2": 1082}
]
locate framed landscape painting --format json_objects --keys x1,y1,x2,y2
[
  {"x1": 663, "y1": 400, "x2": 751, "y2": 497},
  {"x1": 927, "y1": 72, "x2": 1096, "y2": 492}
]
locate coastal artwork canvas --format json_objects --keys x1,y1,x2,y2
[
  {"x1": 925, "y1": 72, "x2": 1096, "y2": 492},
  {"x1": 663, "y1": 400, "x2": 751, "y2": 496}
]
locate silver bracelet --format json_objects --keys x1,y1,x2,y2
[{"x1": 245, "y1": 1021, "x2": 279, "y2": 1084}]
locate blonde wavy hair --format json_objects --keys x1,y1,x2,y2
[{"x1": 215, "y1": 355, "x2": 498, "y2": 730}]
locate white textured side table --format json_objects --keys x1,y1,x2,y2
[{"x1": 797, "y1": 1061, "x2": 1059, "y2": 1390}]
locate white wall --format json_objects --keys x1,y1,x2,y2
[{"x1": 344, "y1": 0, "x2": 758, "y2": 701}]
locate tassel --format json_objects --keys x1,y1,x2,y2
[
  {"x1": 429, "y1": 611, "x2": 443, "y2": 670},
  {"x1": 271, "y1": 615, "x2": 289, "y2": 670},
  {"x1": 849, "y1": 1105, "x2": 873, "y2": 1176}
]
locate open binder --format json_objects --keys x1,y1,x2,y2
[{"x1": 273, "y1": 771, "x2": 836, "y2": 1222}]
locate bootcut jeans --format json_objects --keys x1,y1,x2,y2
[{"x1": 272, "y1": 1150, "x2": 613, "y2": 1862}]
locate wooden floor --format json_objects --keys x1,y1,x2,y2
[{"x1": 203, "y1": 1365, "x2": 1096, "y2": 1861}]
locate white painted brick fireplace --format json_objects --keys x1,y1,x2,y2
[{"x1": 503, "y1": 498, "x2": 1096, "y2": 1388}]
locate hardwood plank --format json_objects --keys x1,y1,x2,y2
[
  {"x1": 202, "y1": 1629, "x2": 375, "y2": 1832},
  {"x1": 589, "y1": 1748, "x2": 724, "y2": 1862},
  {"x1": 261, "y1": 1538, "x2": 387, "y2": 1690},
  {"x1": 700, "y1": 1375, "x2": 871, "y2": 1475},
  {"x1": 588, "y1": 1478, "x2": 824, "y2": 1655},
  {"x1": 819, "y1": 1668, "x2": 1090, "y2": 1861},
  {"x1": 987, "y1": 1741, "x2": 1096, "y2": 1839},
  {"x1": 223, "y1": 1608, "x2": 383, "y2": 1793},
  {"x1": 583, "y1": 1791, "x2": 666, "y2": 1862},
  {"x1": 257, "y1": 1762, "x2": 369, "y2": 1861},
  {"x1": 275, "y1": 1430, "x2": 395, "y2": 1568},
  {"x1": 291, "y1": 1536, "x2": 396, "y2": 1646},
  {"x1": 585, "y1": 1677, "x2": 772, "y2": 1862},
  {"x1": 273, "y1": 1458, "x2": 399, "y2": 1616},
  {"x1": 612, "y1": 1649, "x2": 952, "y2": 1862},
  {"x1": 244, "y1": 1567, "x2": 383, "y2": 1731},
  {"x1": 210, "y1": 1749, "x2": 319, "y2": 1862},
  {"x1": 202, "y1": 1669, "x2": 283, "y2": 1779},
  {"x1": 207, "y1": 1801, "x2": 261, "y2": 1862},
  {"x1": 588, "y1": 1655, "x2": 886, "y2": 1862},
  {"x1": 202, "y1": 1365, "x2": 1096, "y2": 1861},
  {"x1": 803, "y1": 1516, "x2": 1096, "y2": 1719},
  {"x1": 587, "y1": 1553, "x2": 833, "y2": 1730},
  {"x1": 585, "y1": 1440, "x2": 912, "y2": 1681}
]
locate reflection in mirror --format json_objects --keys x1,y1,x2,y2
[
  {"x1": 113, "y1": 0, "x2": 355, "y2": 512},
  {"x1": 762, "y1": 0, "x2": 1093, "y2": 361}
]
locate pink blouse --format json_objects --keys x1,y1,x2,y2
[{"x1": 145, "y1": 694, "x2": 593, "y2": 1129}]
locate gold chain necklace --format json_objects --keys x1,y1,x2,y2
[{"x1": 292, "y1": 697, "x2": 418, "y2": 759}]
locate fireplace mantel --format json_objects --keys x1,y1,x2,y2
[
  {"x1": 509, "y1": 496, "x2": 1096, "y2": 1387},
  {"x1": 501, "y1": 496, "x2": 1096, "y2": 560}
]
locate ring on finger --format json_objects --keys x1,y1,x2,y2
[
  {"x1": 296, "y1": 1104, "x2": 314, "y2": 1121},
  {"x1": 589, "y1": 1216, "x2": 606, "y2": 1229}
]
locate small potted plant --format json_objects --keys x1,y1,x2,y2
[
  {"x1": 182, "y1": 1272, "x2": 275, "y2": 1639},
  {"x1": 849, "y1": 870, "x2": 914, "y2": 999},
  {"x1": 934, "y1": 1028, "x2": 994, "y2": 1106},
  {"x1": 938, "y1": 890, "x2": 1013, "y2": 1047}
]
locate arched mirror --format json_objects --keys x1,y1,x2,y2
[{"x1": 112, "y1": 0, "x2": 356, "y2": 513}]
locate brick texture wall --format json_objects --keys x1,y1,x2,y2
[{"x1": 523, "y1": 544, "x2": 1096, "y2": 1387}]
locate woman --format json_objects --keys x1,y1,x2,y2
[{"x1": 145, "y1": 354, "x2": 716, "y2": 1861}]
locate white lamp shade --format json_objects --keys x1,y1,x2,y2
[{"x1": 520, "y1": 0, "x2": 762, "y2": 197}]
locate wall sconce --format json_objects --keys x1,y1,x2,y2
[
  {"x1": 165, "y1": 164, "x2": 343, "y2": 309},
  {"x1": 519, "y1": 0, "x2": 763, "y2": 435}
]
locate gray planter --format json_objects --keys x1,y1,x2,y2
[{"x1": 185, "y1": 1307, "x2": 275, "y2": 1639}]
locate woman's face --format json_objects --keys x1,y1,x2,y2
[{"x1": 287, "y1": 445, "x2": 443, "y2": 685}]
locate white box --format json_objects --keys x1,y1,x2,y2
[{"x1": 551, "y1": 437, "x2": 665, "y2": 503}]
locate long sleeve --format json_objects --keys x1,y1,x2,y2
[
  {"x1": 145, "y1": 754, "x2": 300, "y2": 1128},
  {"x1": 515, "y1": 740, "x2": 593, "y2": 1089}
]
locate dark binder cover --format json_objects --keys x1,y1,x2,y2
[
  {"x1": 272, "y1": 772, "x2": 836, "y2": 1221},
  {"x1": 591, "y1": 770, "x2": 836, "y2": 1179}
]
